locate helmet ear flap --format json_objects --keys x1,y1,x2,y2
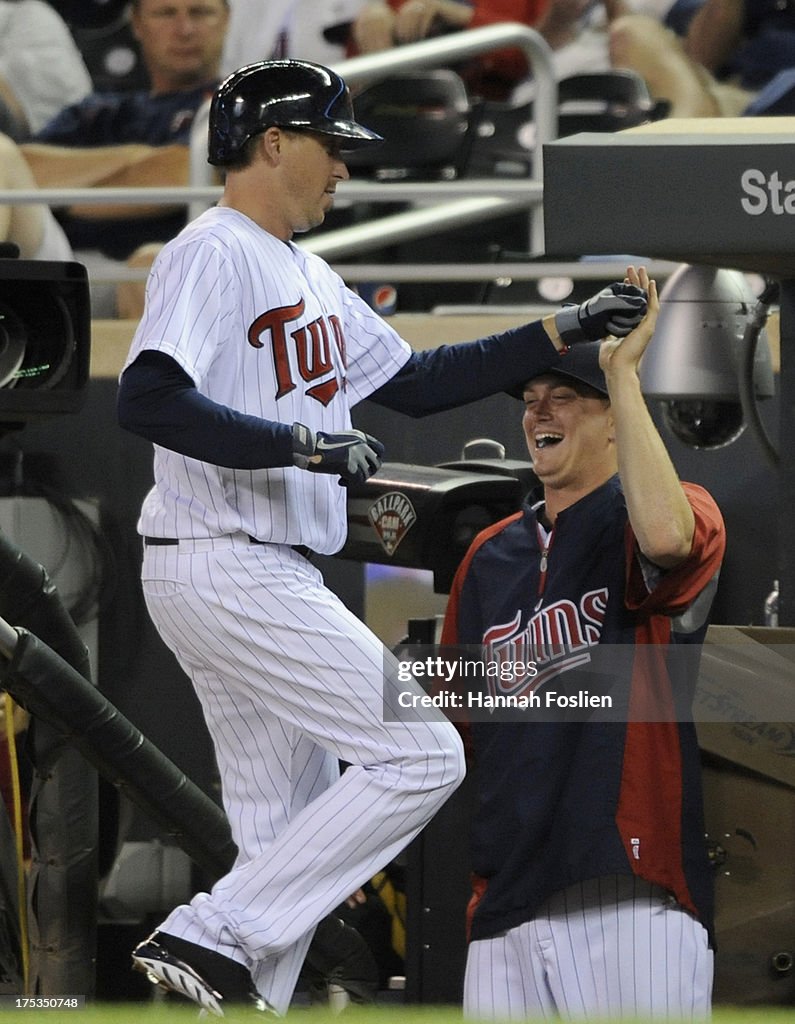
[{"x1": 208, "y1": 59, "x2": 382, "y2": 167}]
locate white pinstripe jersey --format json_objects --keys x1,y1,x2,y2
[{"x1": 124, "y1": 206, "x2": 412, "y2": 553}]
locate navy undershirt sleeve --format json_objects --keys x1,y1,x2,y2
[
  {"x1": 117, "y1": 351, "x2": 294, "y2": 469},
  {"x1": 368, "y1": 320, "x2": 560, "y2": 416},
  {"x1": 117, "y1": 320, "x2": 560, "y2": 463}
]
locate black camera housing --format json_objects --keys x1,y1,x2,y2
[
  {"x1": 0, "y1": 259, "x2": 91, "y2": 423},
  {"x1": 341, "y1": 460, "x2": 536, "y2": 593}
]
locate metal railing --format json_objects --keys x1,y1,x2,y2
[
  {"x1": 187, "y1": 22, "x2": 556, "y2": 249},
  {"x1": 0, "y1": 24, "x2": 555, "y2": 284}
]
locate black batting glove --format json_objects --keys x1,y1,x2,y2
[
  {"x1": 554, "y1": 283, "x2": 648, "y2": 346},
  {"x1": 292, "y1": 423, "x2": 385, "y2": 486}
]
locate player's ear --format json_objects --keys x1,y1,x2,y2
[{"x1": 260, "y1": 127, "x2": 283, "y2": 163}]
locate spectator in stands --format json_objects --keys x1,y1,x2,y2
[
  {"x1": 0, "y1": 0, "x2": 229, "y2": 265},
  {"x1": 348, "y1": 1, "x2": 687, "y2": 98},
  {"x1": 220, "y1": 0, "x2": 367, "y2": 76},
  {"x1": 609, "y1": 0, "x2": 795, "y2": 116},
  {"x1": 539, "y1": 1, "x2": 687, "y2": 82},
  {"x1": 350, "y1": 1, "x2": 550, "y2": 99},
  {"x1": 0, "y1": 0, "x2": 92, "y2": 141},
  {"x1": 0, "y1": 132, "x2": 74, "y2": 260}
]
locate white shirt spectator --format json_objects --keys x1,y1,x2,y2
[
  {"x1": 0, "y1": 0, "x2": 92, "y2": 136},
  {"x1": 551, "y1": 0, "x2": 678, "y2": 80},
  {"x1": 221, "y1": 0, "x2": 365, "y2": 75}
]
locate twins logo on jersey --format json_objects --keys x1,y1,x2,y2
[
  {"x1": 483, "y1": 588, "x2": 608, "y2": 698},
  {"x1": 248, "y1": 299, "x2": 347, "y2": 405}
]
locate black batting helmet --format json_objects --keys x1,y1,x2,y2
[{"x1": 208, "y1": 59, "x2": 383, "y2": 166}]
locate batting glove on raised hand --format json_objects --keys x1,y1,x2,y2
[
  {"x1": 292, "y1": 423, "x2": 385, "y2": 486},
  {"x1": 554, "y1": 283, "x2": 648, "y2": 346}
]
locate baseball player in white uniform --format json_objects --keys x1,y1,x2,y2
[{"x1": 118, "y1": 59, "x2": 649, "y2": 1015}]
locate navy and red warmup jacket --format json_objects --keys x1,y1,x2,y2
[{"x1": 441, "y1": 474, "x2": 726, "y2": 946}]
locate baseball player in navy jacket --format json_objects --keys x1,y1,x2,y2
[{"x1": 443, "y1": 266, "x2": 726, "y2": 1020}]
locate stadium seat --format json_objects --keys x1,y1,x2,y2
[{"x1": 68, "y1": 9, "x2": 148, "y2": 93}]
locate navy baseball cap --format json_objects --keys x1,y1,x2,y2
[{"x1": 509, "y1": 341, "x2": 608, "y2": 400}]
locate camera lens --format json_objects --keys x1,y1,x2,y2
[
  {"x1": 0, "y1": 290, "x2": 74, "y2": 391},
  {"x1": 660, "y1": 399, "x2": 745, "y2": 450},
  {"x1": 0, "y1": 259, "x2": 90, "y2": 424},
  {"x1": 0, "y1": 304, "x2": 27, "y2": 388}
]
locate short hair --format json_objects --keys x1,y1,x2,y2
[
  {"x1": 219, "y1": 127, "x2": 309, "y2": 172},
  {"x1": 219, "y1": 133, "x2": 261, "y2": 172}
]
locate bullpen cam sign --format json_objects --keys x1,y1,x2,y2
[{"x1": 368, "y1": 491, "x2": 416, "y2": 556}]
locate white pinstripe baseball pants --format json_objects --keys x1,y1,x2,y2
[
  {"x1": 464, "y1": 876, "x2": 713, "y2": 1021},
  {"x1": 140, "y1": 536, "x2": 464, "y2": 1013}
]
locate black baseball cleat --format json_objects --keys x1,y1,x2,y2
[{"x1": 132, "y1": 930, "x2": 274, "y2": 1016}]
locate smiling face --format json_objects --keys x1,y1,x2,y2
[{"x1": 522, "y1": 374, "x2": 616, "y2": 506}]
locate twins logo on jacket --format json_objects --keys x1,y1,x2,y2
[
  {"x1": 482, "y1": 589, "x2": 608, "y2": 700},
  {"x1": 441, "y1": 475, "x2": 726, "y2": 946}
]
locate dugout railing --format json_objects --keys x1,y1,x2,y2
[
  {"x1": 0, "y1": 23, "x2": 557, "y2": 278},
  {"x1": 0, "y1": 23, "x2": 679, "y2": 296},
  {"x1": 0, "y1": 25, "x2": 561, "y2": 289}
]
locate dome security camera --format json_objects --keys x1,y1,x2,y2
[{"x1": 639, "y1": 264, "x2": 774, "y2": 451}]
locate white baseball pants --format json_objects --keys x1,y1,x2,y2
[
  {"x1": 140, "y1": 536, "x2": 464, "y2": 1013},
  {"x1": 464, "y1": 875, "x2": 713, "y2": 1021}
]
